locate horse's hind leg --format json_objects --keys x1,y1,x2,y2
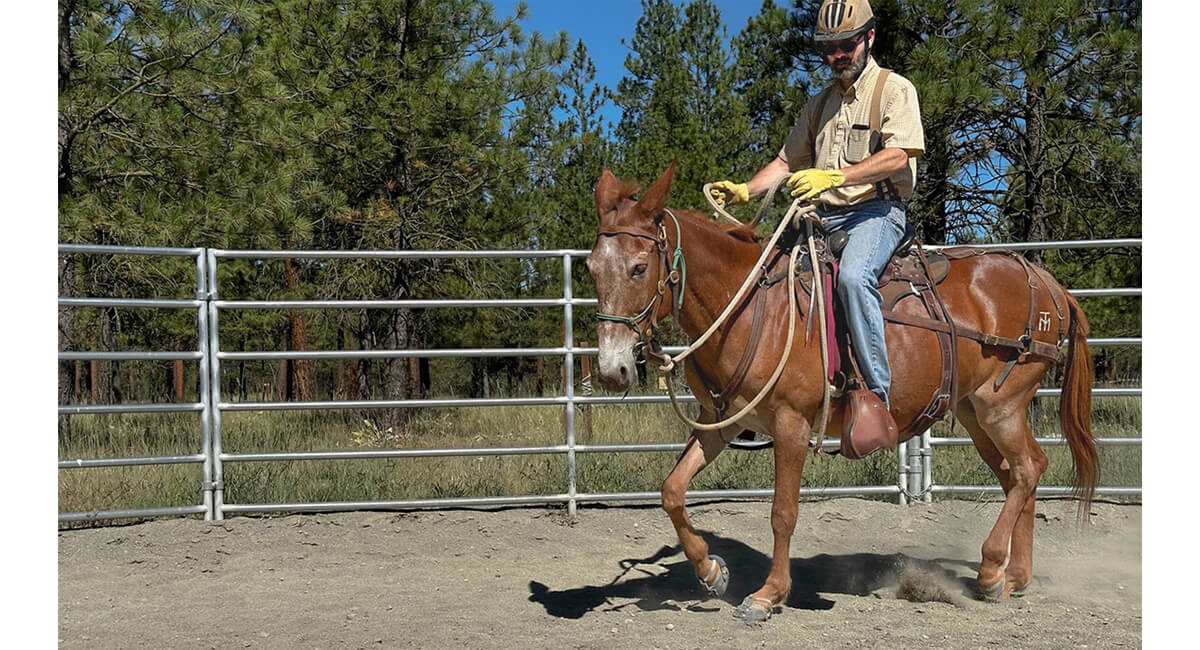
[
  {"x1": 661, "y1": 425, "x2": 734, "y2": 594},
  {"x1": 955, "y1": 386, "x2": 1048, "y2": 599}
]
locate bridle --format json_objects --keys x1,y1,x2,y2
[
  {"x1": 593, "y1": 190, "x2": 823, "y2": 439},
  {"x1": 594, "y1": 208, "x2": 686, "y2": 362}
]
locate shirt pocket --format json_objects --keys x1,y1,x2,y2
[{"x1": 845, "y1": 124, "x2": 874, "y2": 163}]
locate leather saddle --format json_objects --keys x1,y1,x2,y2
[{"x1": 763, "y1": 222, "x2": 957, "y2": 456}]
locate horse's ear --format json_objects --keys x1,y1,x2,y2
[
  {"x1": 633, "y1": 159, "x2": 676, "y2": 222},
  {"x1": 595, "y1": 168, "x2": 621, "y2": 220}
]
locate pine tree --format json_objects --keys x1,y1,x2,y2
[
  {"x1": 614, "y1": 0, "x2": 750, "y2": 207},
  {"x1": 731, "y1": 1, "x2": 811, "y2": 172}
]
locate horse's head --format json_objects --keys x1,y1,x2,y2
[{"x1": 586, "y1": 162, "x2": 677, "y2": 392}]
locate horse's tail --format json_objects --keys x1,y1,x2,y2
[{"x1": 1059, "y1": 292, "x2": 1098, "y2": 521}]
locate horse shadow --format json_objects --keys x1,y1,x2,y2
[{"x1": 527, "y1": 532, "x2": 976, "y2": 619}]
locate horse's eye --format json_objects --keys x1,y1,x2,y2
[{"x1": 632, "y1": 264, "x2": 648, "y2": 277}]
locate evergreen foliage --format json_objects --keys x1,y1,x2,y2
[{"x1": 59, "y1": 0, "x2": 1142, "y2": 406}]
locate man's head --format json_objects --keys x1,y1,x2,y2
[{"x1": 814, "y1": 0, "x2": 875, "y2": 82}]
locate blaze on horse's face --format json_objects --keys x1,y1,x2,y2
[{"x1": 585, "y1": 163, "x2": 676, "y2": 392}]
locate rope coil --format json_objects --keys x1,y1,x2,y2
[{"x1": 658, "y1": 187, "x2": 826, "y2": 432}]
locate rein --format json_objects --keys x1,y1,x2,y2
[{"x1": 597, "y1": 185, "x2": 826, "y2": 433}]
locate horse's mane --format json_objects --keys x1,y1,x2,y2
[
  {"x1": 612, "y1": 180, "x2": 762, "y2": 245},
  {"x1": 672, "y1": 208, "x2": 762, "y2": 245}
]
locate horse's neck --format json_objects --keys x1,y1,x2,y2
[{"x1": 671, "y1": 213, "x2": 765, "y2": 339}]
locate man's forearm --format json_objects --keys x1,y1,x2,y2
[
  {"x1": 745, "y1": 157, "x2": 792, "y2": 199},
  {"x1": 839, "y1": 148, "x2": 911, "y2": 187}
]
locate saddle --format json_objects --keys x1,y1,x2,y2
[
  {"x1": 812, "y1": 222, "x2": 955, "y2": 456},
  {"x1": 725, "y1": 222, "x2": 1067, "y2": 458},
  {"x1": 724, "y1": 222, "x2": 951, "y2": 456}
]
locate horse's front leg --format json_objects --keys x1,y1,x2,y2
[
  {"x1": 734, "y1": 407, "x2": 811, "y2": 622},
  {"x1": 661, "y1": 423, "x2": 736, "y2": 596}
]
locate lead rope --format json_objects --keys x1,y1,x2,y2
[
  {"x1": 663, "y1": 221, "x2": 803, "y2": 431},
  {"x1": 663, "y1": 180, "x2": 810, "y2": 373},
  {"x1": 660, "y1": 194, "x2": 820, "y2": 432}
]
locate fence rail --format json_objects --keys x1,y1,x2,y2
[{"x1": 58, "y1": 239, "x2": 1142, "y2": 523}]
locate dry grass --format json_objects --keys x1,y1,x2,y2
[{"x1": 58, "y1": 395, "x2": 1141, "y2": 523}]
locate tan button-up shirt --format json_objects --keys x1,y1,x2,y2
[{"x1": 779, "y1": 57, "x2": 924, "y2": 207}]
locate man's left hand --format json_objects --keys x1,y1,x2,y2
[{"x1": 786, "y1": 168, "x2": 845, "y2": 201}]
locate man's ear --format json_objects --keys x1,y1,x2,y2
[
  {"x1": 595, "y1": 168, "x2": 621, "y2": 219},
  {"x1": 633, "y1": 159, "x2": 677, "y2": 222}
]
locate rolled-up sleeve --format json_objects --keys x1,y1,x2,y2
[{"x1": 882, "y1": 77, "x2": 924, "y2": 156}]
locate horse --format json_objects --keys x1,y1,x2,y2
[{"x1": 585, "y1": 162, "x2": 1097, "y2": 622}]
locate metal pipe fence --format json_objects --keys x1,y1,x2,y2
[{"x1": 58, "y1": 239, "x2": 1142, "y2": 523}]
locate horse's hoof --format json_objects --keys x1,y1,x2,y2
[
  {"x1": 732, "y1": 596, "x2": 776, "y2": 624},
  {"x1": 698, "y1": 555, "x2": 729, "y2": 597},
  {"x1": 976, "y1": 576, "x2": 1005, "y2": 602}
]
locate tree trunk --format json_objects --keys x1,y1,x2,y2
[
  {"x1": 90, "y1": 359, "x2": 99, "y2": 404},
  {"x1": 95, "y1": 307, "x2": 117, "y2": 404},
  {"x1": 408, "y1": 327, "x2": 429, "y2": 399},
  {"x1": 1023, "y1": 89, "x2": 1048, "y2": 262},
  {"x1": 284, "y1": 257, "x2": 314, "y2": 400},
  {"x1": 173, "y1": 359, "x2": 185, "y2": 402},
  {"x1": 355, "y1": 309, "x2": 373, "y2": 405},
  {"x1": 58, "y1": 0, "x2": 76, "y2": 196},
  {"x1": 1020, "y1": 53, "x2": 1049, "y2": 264},
  {"x1": 381, "y1": 305, "x2": 414, "y2": 430},
  {"x1": 58, "y1": 254, "x2": 75, "y2": 438},
  {"x1": 335, "y1": 325, "x2": 347, "y2": 400},
  {"x1": 278, "y1": 335, "x2": 289, "y2": 402},
  {"x1": 921, "y1": 131, "x2": 950, "y2": 244}
]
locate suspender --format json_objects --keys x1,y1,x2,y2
[
  {"x1": 808, "y1": 68, "x2": 901, "y2": 202},
  {"x1": 868, "y1": 70, "x2": 901, "y2": 201}
]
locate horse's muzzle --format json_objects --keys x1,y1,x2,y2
[{"x1": 596, "y1": 332, "x2": 640, "y2": 393}]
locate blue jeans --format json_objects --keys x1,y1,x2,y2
[{"x1": 819, "y1": 200, "x2": 906, "y2": 406}]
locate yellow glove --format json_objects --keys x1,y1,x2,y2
[
  {"x1": 709, "y1": 181, "x2": 749, "y2": 207},
  {"x1": 786, "y1": 168, "x2": 845, "y2": 201}
]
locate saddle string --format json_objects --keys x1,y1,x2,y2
[{"x1": 805, "y1": 216, "x2": 835, "y2": 453}]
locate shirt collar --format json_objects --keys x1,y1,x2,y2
[{"x1": 838, "y1": 56, "x2": 880, "y2": 101}]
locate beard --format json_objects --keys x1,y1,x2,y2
[{"x1": 830, "y1": 46, "x2": 869, "y2": 81}]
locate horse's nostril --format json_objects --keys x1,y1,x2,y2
[{"x1": 619, "y1": 366, "x2": 628, "y2": 378}]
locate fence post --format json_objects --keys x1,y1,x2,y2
[
  {"x1": 563, "y1": 254, "x2": 578, "y2": 517},
  {"x1": 206, "y1": 249, "x2": 226, "y2": 520},
  {"x1": 922, "y1": 429, "x2": 933, "y2": 504},
  {"x1": 897, "y1": 439, "x2": 908, "y2": 505},
  {"x1": 197, "y1": 250, "x2": 216, "y2": 520}
]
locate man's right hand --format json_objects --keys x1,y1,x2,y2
[{"x1": 709, "y1": 181, "x2": 749, "y2": 207}]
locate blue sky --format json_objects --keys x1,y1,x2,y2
[{"x1": 513, "y1": 0, "x2": 784, "y2": 128}]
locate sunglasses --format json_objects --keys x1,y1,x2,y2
[{"x1": 819, "y1": 34, "x2": 864, "y2": 56}]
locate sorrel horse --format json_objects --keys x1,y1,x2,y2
[{"x1": 586, "y1": 162, "x2": 1097, "y2": 622}]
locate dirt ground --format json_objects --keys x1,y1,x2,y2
[{"x1": 58, "y1": 497, "x2": 1140, "y2": 649}]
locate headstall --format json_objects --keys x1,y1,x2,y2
[{"x1": 594, "y1": 208, "x2": 686, "y2": 354}]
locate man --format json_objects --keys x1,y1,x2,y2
[{"x1": 709, "y1": 0, "x2": 924, "y2": 418}]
